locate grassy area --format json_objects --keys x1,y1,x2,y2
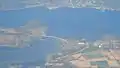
[
  {"x1": 81, "y1": 46, "x2": 99, "y2": 53},
  {"x1": 85, "y1": 53, "x2": 104, "y2": 59}
]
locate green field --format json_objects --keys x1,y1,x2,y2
[
  {"x1": 81, "y1": 46, "x2": 100, "y2": 53},
  {"x1": 84, "y1": 52, "x2": 104, "y2": 59}
]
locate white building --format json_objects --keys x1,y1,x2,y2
[{"x1": 94, "y1": 38, "x2": 120, "y2": 49}]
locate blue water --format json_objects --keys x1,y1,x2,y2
[
  {"x1": 0, "y1": 7, "x2": 120, "y2": 67},
  {"x1": 91, "y1": 61, "x2": 109, "y2": 68},
  {"x1": 1, "y1": 7, "x2": 120, "y2": 40},
  {"x1": 0, "y1": 38, "x2": 61, "y2": 67}
]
